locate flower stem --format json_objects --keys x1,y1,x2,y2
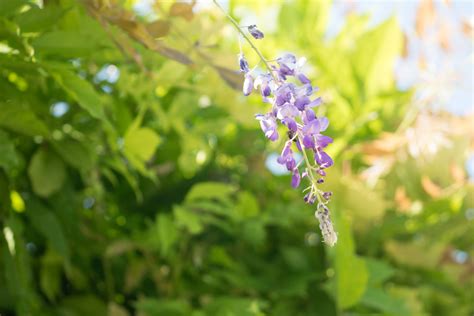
[
  {"x1": 212, "y1": 0, "x2": 278, "y2": 81},
  {"x1": 298, "y1": 135, "x2": 324, "y2": 205}
]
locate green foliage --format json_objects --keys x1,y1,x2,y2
[{"x1": 0, "y1": 0, "x2": 472, "y2": 316}]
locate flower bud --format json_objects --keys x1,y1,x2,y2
[
  {"x1": 248, "y1": 25, "x2": 264, "y2": 39},
  {"x1": 315, "y1": 204, "x2": 337, "y2": 246},
  {"x1": 243, "y1": 74, "x2": 254, "y2": 96},
  {"x1": 291, "y1": 169, "x2": 301, "y2": 188},
  {"x1": 322, "y1": 191, "x2": 332, "y2": 200},
  {"x1": 238, "y1": 54, "x2": 249, "y2": 73}
]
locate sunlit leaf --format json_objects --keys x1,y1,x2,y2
[
  {"x1": 186, "y1": 182, "x2": 237, "y2": 202},
  {"x1": 123, "y1": 125, "x2": 161, "y2": 177},
  {"x1": 353, "y1": 17, "x2": 403, "y2": 97}
]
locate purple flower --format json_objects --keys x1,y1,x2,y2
[
  {"x1": 239, "y1": 49, "x2": 334, "y2": 242},
  {"x1": 322, "y1": 191, "x2": 333, "y2": 200},
  {"x1": 256, "y1": 113, "x2": 278, "y2": 141},
  {"x1": 294, "y1": 96, "x2": 310, "y2": 111},
  {"x1": 243, "y1": 73, "x2": 254, "y2": 96},
  {"x1": 315, "y1": 134, "x2": 333, "y2": 148},
  {"x1": 282, "y1": 117, "x2": 297, "y2": 132},
  {"x1": 248, "y1": 25, "x2": 264, "y2": 39},
  {"x1": 302, "y1": 134, "x2": 315, "y2": 149},
  {"x1": 297, "y1": 73, "x2": 311, "y2": 84},
  {"x1": 303, "y1": 109, "x2": 316, "y2": 123},
  {"x1": 274, "y1": 84, "x2": 293, "y2": 106},
  {"x1": 277, "y1": 142, "x2": 296, "y2": 171},
  {"x1": 262, "y1": 84, "x2": 271, "y2": 97},
  {"x1": 239, "y1": 54, "x2": 249, "y2": 73},
  {"x1": 254, "y1": 74, "x2": 272, "y2": 97},
  {"x1": 277, "y1": 54, "x2": 297, "y2": 67},
  {"x1": 307, "y1": 97, "x2": 322, "y2": 108},
  {"x1": 302, "y1": 119, "x2": 320, "y2": 136},
  {"x1": 304, "y1": 192, "x2": 316, "y2": 204},
  {"x1": 277, "y1": 103, "x2": 299, "y2": 120},
  {"x1": 226, "y1": 13, "x2": 336, "y2": 245},
  {"x1": 315, "y1": 148, "x2": 333, "y2": 169},
  {"x1": 291, "y1": 169, "x2": 301, "y2": 188},
  {"x1": 318, "y1": 117, "x2": 329, "y2": 131},
  {"x1": 278, "y1": 63, "x2": 294, "y2": 78}
]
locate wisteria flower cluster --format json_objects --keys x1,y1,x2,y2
[
  {"x1": 212, "y1": 0, "x2": 337, "y2": 246},
  {"x1": 238, "y1": 25, "x2": 337, "y2": 246}
]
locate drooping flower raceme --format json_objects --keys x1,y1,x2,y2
[
  {"x1": 212, "y1": 0, "x2": 337, "y2": 246},
  {"x1": 238, "y1": 27, "x2": 337, "y2": 246}
]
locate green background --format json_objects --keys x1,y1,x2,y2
[{"x1": 0, "y1": 0, "x2": 473, "y2": 315}]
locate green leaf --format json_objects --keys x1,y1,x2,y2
[
  {"x1": 135, "y1": 298, "x2": 191, "y2": 316},
  {"x1": 0, "y1": 0, "x2": 27, "y2": 17},
  {"x1": 174, "y1": 205, "x2": 203, "y2": 234},
  {"x1": 33, "y1": 31, "x2": 100, "y2": 57},
  {"x1": 279, "y1": 0, "x2": 331, "y2": 40},
  {"x1": 28, "y1": 148, "x2": 66, "y2": 198},
  {"x1": 361, "y1": 287, "x2": 411, "y2": 316},
  {"x1": 236, "y1": 191, "x2": 260, "y2": 218},
  {"x1": 52, "y1": 138, "x2": 95, "y2": 171},
  {"x1": 177, "y1": 135, "x2": 209, "y2": 178},
  {"x1": 28, "y1": 201, "x2": 70, "y2": 259},
  {"x1": 39, "y1": 250, "x2": 63, "y2": 302},
  {"x1": 16, "y1": 5, "x2": 69, "y2": 33},
  {"x1": 353, "y1": 17, "x2": 403, "y2": 97},
  {"x1": 154, "y1": 61, "x2": 188, "y2": 89},
  {"x1": 185, "y1": 182, "x2": 236, "y2": 202},
  {"x1": 124, "y1": 127, "x2": 161, "y2": 163},
  {"x1": 241, "y1": 220, "x2": 266, "y2": 248},
  {"x1": 365, "y1": 258, "x2": 395, "y2": 285},
  {"x1": 334, "y1": 212, "x2": 369, "y2": 309},
  {"x1": 2, "y1": 216, "x2": 38, "y2": 314},
  {"x1": 203, "y1": 297, "x2": 266, "y2": 316},
  {"x1": 342, "y1": 176, "x2": 387, "y2": 227},
  {"x1": 155, "y1": 214, "x2": 178, "y2": 257},
  {"x1": 0, "y1": 102, "x2": 49, "y2": 137},
  {"x1": 384, "y1": 239, "x2": 444, "y2": 269},
  {"x1": 59, "y1": 295, "x2": 107, "y2": 316},
  {"x1": 0, "y1": 130, "x2": 20, "y2": 171},
  {"x1": 49, "y1": 67, "x2": 106, "y2": 120}
]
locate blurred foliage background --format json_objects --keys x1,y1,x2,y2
[{"x1": 0, "y1": 0, "x2": 473, "y2": 315}]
